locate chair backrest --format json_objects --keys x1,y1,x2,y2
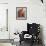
[{"x1": 27, "y1": 23, "x2": 40, "y2": 35}]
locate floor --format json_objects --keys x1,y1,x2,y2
[
  {"x1": 0, "y1": 43, "x2": 15, "y2": 46},
  {"x1": 19, "y1": 41, "x2": 43, "y2": 46},
  {"x1": 0, "y1": 41, "x2": 43, "y2": 46},
  {"x1": 0, "y1": 39, "x2": 15, "y2": 46},
  {"x1": 0, "y1": 40, "x2": 43, "y2": 46}
]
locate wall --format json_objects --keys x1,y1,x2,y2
[
  {"x1": 0, "y1": 0, "x2": 46, "y2": 46},
  {"x1": 0, "y1": 0, "x2": 8, "y2": 3},
  {"x1": 0, "y1": 0, "x2": 13, "y2": 46},
  {"x1": 43, "y1": 1, "x2": 46, "y2": 46},
  {"x1": 0, "y1": 0, "x2": 9, "y2": 39},
  {"x1": 0, "y1": 4, "x2": 9, "y2": 39},
  {"x1": 9, "y1": 0, "x2": 46, "y2": 46}
]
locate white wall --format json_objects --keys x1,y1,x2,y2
[
  {"x1": 0, "y1": 4, "x2": 9, "y2": 39},
  {"x1": 0, "y1": 4, "x2": 8, "y2": 29},
  {"x1": 0, "y1": 0, "x2": 12, "y2": 46},
  {"x1": 9, "y1": 0, "x2": 46, "y2": 46},
  {"x1": 0, "y1": 0, "x2": 46, "y2": 46},
  {"x1": 0, "y1": 0, "x2": 8, "y2": 3}
]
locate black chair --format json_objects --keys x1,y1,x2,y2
[
  {"x1": 27, "y1": 23, "x2": 40, "y2": 43},
  {"x1": 19, "y1": 23, "x2": 40, "y2": 45}
]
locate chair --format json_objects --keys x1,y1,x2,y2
[{"x1": 19, "y1": 23, "x2": 40, "y2": 45}]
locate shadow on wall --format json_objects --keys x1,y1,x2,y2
[{"x1": 40, "y1": 25, "x2": 45, "y2": 46}]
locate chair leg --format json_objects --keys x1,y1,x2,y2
[{"x1": 20, "y1": 41, "x2": 21, "y2": 45}]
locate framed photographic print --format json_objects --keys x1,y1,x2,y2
[{"x1": 16, "y1": 7, "x2": 27, "y2": 20}]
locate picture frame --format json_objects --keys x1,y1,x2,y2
[{"x1": 16, "y1": 7, "x2": 27, "y2": 20}]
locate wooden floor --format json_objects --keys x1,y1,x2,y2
[
  {"x1": 19, "y1": 41, "x2": 43, "y2": 46},
  {"x1": 0, "y1": 39, "x2": 14, "y2": 43}
]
